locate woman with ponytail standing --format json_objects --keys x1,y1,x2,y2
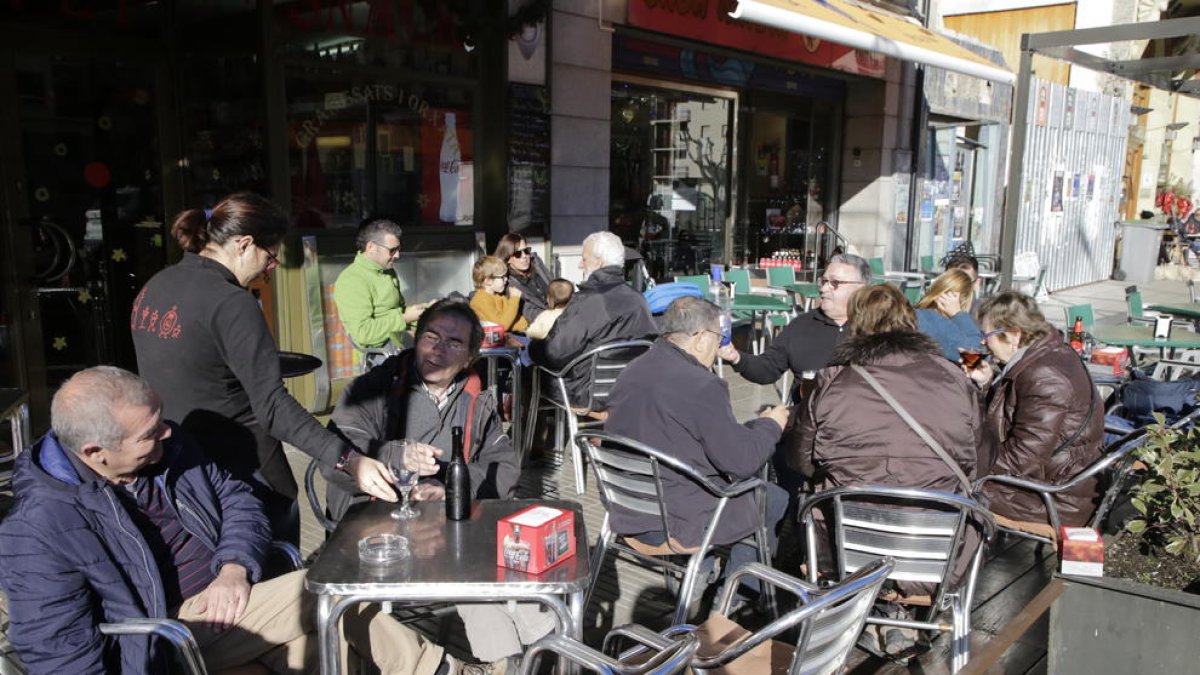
[{"x1": 131, "y1": 192, "x2": 399, "y2": 544}]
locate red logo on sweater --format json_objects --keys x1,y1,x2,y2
[{"x1": 130, "y1": 289, "x2": 183, "y2": 339}]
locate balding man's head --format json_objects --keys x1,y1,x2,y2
[{"x1": 52, "y1": 366, "x2": 160, "y2": 455}]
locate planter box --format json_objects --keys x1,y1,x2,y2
[{"x1": 1050, "y1": 574, "x2": 1200, "y2": 673}]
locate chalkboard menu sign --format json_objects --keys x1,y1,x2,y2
[{"x1": 508, "y1": 82, "x2": 550, "y2": 234}]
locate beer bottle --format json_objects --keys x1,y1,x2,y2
[
  {"x1": 446, "y1": 426, "x2": 471, "y2": 521},
  {"x1": 1069, "y1": 316, "x2": 1085, "y2": 354}
]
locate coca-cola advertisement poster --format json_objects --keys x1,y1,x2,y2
[{"x1": 421, "y1": 109, "x2": 473, "y2": 225}]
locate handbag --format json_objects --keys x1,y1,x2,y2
[{"x1": 851, "y1": 364, "x2": 972, "y2": 494}]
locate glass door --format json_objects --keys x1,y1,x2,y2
[{"x1": 14, "y1": 54, "x2": 166, "y2": 389}]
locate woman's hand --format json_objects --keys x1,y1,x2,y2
[
  {"x1": 935, "y1": 291, "x2": 963, "y2": 317},
  {"x1": 962, "y1": 358, "x2": 994, "y2": 387}
]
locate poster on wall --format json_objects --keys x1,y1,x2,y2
[
  {"x1": 894, "y1": 177, "x2": 910, "y2": 225},
  {"x1": 1035, "y1": 82, "x2": 1050, "y2": 127},
  {"x1": 507, "y1": 0, "x2": 545, "y2": 85},
  {"x1": 1051, "y1": 170, "x2": 1064, "y2": 212}
]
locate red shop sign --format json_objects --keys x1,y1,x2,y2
[{"x1": 628, "y1": 0, "x2": 885, "y2": 78}]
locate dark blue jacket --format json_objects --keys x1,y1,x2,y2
[
  {"x1": 916, "y1": 307, "x2": 983, "y2": 362},
  {"x1": 0, "y1": 426, "x2": 270, "y2": 675}
]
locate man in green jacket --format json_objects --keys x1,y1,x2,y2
[{"x1": 334, "y1": 218, "x2": 427, "y2": 368}]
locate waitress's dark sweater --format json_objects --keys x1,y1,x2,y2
[{"x1": 131, "y1": 253, "x2": 344, "y2": 499}]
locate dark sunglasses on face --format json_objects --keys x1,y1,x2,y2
[
  {"x1": 373, "y1": 241, "x2": 402, "y2": 256},
  {"x1": 510, "y1": 247, "x2": 533, "y2": 259}
]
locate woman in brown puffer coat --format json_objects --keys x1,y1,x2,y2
[
  {"x1": 788, "y1": 283, "x2": 980, "y2": 493},
  {"x1": 965, "y1": 291, "x2": 1105, "y2": 526}
]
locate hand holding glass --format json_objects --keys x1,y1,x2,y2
[
  {"x1": 960, "y1": 349, "x2": 987, "y2": 369},
  {"x1": 382, "y1": 440, "x2": 422, "y2": 520}
]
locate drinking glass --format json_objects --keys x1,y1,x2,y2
[
  {"x1": 382, "y1": 439, "x2": 421, "y2": 520},
  {"x1": 960, "y1": 349, "x2": 988, "y2": 369}
]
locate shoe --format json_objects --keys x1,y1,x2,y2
[{"x1": 460, "y1": 655, "x2": 516, "y2": 675}]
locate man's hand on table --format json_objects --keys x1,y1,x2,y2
[
  {"x1": 412, "y1": 482, "x2": 445, "y2": 501},
  {"x1": 348, "y1": 453, "x2": 398, "y2": 502},
  {"x1": 195, "y1": 563, "x2": 251, "y2": 630},
  {"x1": 718, "y1": 343, "x2": 740, "y2": 364}
]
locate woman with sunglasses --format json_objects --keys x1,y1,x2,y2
[
  {"x1": 966, "y1": 291, "x2": 1104, "y2": 529},
  {"x1": 131, "y1": 192, "x2": 398, "y2": 545},
  {"x1": 495, "y1": 233, "x2": 551, "y2": 322}
]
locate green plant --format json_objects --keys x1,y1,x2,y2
[{"x1": 1126, "y1": 416, "x2": 1200, "y2": 560}]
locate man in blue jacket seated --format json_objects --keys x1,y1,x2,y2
[{"x1": 0, "y1": 366, "x2": 454, "y2": 675}]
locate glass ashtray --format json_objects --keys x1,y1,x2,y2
[{"x1": 358, "y1": 534, "x2": 411, "y2": 566}]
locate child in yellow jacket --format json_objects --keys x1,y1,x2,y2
[{"x1": 469, "y1": 256, "x2": 529, "y2": 333}]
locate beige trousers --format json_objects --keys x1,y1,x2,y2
[{"x1": 176, "y1": 570, "x2": 443, "y2": 675}]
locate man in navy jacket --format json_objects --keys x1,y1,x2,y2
[{"x1": 0, "y1": 366, "x2": 444, "y2": 675}]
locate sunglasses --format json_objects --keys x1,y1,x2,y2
[
  {"x1": 817, "y1": 276, "x2": 864, "y2": 290},
  {"x1": 372, "y1": 241, "x2": 402, "y2": 256},
  {"x1": 510, "y1": 247, "x2": 533, "y2": 259}
]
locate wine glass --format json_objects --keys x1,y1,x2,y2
[{"x1": 382, "y1": 439, "x2": 421, "y2": 520}]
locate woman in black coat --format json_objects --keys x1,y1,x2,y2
[{"x1": 495, "y1": 232, "x2": 552, "y2": 322}]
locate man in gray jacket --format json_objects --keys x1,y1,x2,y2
[{"x1": 328, "y1": 299, "x2": 541, "y2": 671}]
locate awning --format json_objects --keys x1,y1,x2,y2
[{"x1": 731, "y1": 0, "x2": 1016, "y2": 84}]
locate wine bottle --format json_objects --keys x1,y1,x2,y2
[{"x1": 446, "y1": 425, "x2": 471, "y2": 521}]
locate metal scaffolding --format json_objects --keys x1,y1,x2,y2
[{"x1": 1000, "y1": 16, "x2": 1200, "y2": 288}]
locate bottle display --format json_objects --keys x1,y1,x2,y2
[
  {"x1": 446, "y1": 425, "x2": 471, "y2": 521},
  {"x1": 439, "y1": 112, "x2": 461, "y2": 223},
  {"x1": 502, "y1": 525, "x2": 531, "y2": 571}
]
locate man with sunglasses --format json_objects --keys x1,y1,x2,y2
[
  {"x1": 718, "y1": 253, "x2": 870, "y2": 403},
  {"x1": 334, "y1": 218, "x2": 431, "y2": 369}
]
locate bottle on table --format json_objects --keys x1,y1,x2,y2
[
  {"x1": 446, "y1": 425, "x2": 471, "y2": 521},
  {"x1": 1069, "y1": 316, "x2": 1085, "y2": 354}
]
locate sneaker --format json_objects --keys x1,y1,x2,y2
[{"x1": 461, "y1": 656, "x2": 516, "y2": 675}]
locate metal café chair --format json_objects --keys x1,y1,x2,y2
[
  {"x1": 577, "y1": 431, "x2": 775, "y2": 625},
  {"x1": 635, "y1": 559, "x2": 891, "y2": 675},
  {"x1": 970, "y1": 412, "x2": 1200, "y2": 547},
  {"x1": 527, "y1": 340, "x2": 654, "y2": 494},
  {"x1": 519, "y1": 623, "x2": 700, "y2": 675},
  {"x1": 798, "y1": 485, "x2": 995, "y2": 673}
]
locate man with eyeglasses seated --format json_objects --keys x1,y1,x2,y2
[
  {"x1": 334, "y1": 217, "x2": 433, "y2": 370},
  {"x1": 718, "y1": 253, "x2": 870, "y2": 403},
  {"x1": 327, "y1": 299, "x2": 538, "y2": 671}
]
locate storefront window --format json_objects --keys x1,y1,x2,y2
[
  {"x1": 286, "y1": 69, "x2": 473, "y2": 228},
  {"x1": 610, "y1": 82, "x2": 733, "y2": 280},
  {"x1": 918, "y1": 123, "x2": 1003, "y2": 263}
]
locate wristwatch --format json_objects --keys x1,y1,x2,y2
[{"x1": 334, "y1": 447, "x2": 355, "y2": 474}]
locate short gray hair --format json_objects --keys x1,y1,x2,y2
[
  {"x1": 828, "y1": 253, "x2": 871, "y2": 282},
  {"x1": 51, "y1": 366, "x2": 159, "y2": 455},
  {"x1": 583, "y1": 231, "x2": 625, "y2": 267},
  {"x1": 662, "y1": 296, "x2": 721, "y2": 336},
  {"x1": 356, "y1": 218, "x2": 403, "y2": 252}
]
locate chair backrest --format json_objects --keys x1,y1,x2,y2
[
  {"x1": 305, "y1": 458, "x2": 337, "y2": 533},
  {"x1": 521, "y1": 624, "x2": 699, "y2": 675},
  {"x1": 789, "y1": 557, "x2": 893, "y2": 675},
  {"x1": 1064, "y1": 304, "x2": 1095, "y2": 334},
  {"x1": 799, "y1": 486, "x2": 994, "y2": 609},
  {"x1": 919, "y1": 255, "x2": 936, "y2": 273},
  {"x1": 674, "y1": 275, "x2": 711, "y2": 294},
  {"x1": 557, "y1": 340, "x2": 654, "y2": 413},
  {"x1": 578, "y1": 431, "x2": 731, "y2": 549},
  {"x1": 725, "y1": 268, "x2": 752, "y2": 297},
  {"x1": 902, "y1": 280, "x2": 923, "y2": 305},
  {"x1": 868, "y1": 257, "x2": 885, "y2": 277},
  {"x1": 766, "y1": 266, "x2": 797, "y2": 288},
  {"x1": 1125, "y1": 285, "x2": 1145, "y2": 320}
]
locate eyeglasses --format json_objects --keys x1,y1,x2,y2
[
  {"x1": 260, "y1": 245, "x2": 280, "y2": 268},
  {"x1": 510, "y1": 247, "x2": 533, "y2": 259},
  {"x1": 417, "y1": 331, "x2": 468, "y2": 355},
  {"x1": 372, "y1": 241, "x2": 402, "y2": 256},
  {"x1": 817, "y1": 276, "x2": 864, "y2": 290},
  {"x1": 488, "y1": 275, "x2": 509, "y2": 282},
  {"x1": 980, "y1": 328, "x2": 1005, "y2": 344}
]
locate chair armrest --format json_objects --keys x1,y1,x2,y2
[
  {"x1": 973, "y1": 473, "x2": 1061, "y2": 494},
  {"x1": 604, "y1": 623, "x2": 693, "y2": 658},
  {"x1": 715, "y1": 562, "x2": 816, "y2": 610},
  {"x1": 521, "y1": 629, "x2": 699, "y2": 675},
  {"x1": 712, "y1": 475, "x2": 765, "y2": 498},
  {"x1": 269, "y1": 541, "x2": 304, "y2": 572},
  {"x1": 98, "y1": 619, "x2": 207, "y2": 675}
]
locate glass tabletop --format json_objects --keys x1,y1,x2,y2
[{"x1": 306, "y1": 499, "x2": 590, "y2": 595}]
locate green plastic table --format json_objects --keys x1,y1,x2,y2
[
  {"x1": 732, "y1": 294, "x2": 794, "y2": 354},
  {"x1": 1146, "y1": 303, "x2": 1200, "y2": 322},
  {"x1": 1093, "y1": 325, "x2": 1200, "y2": 365}
]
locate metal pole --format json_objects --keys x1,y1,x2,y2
[{"x1": 1000, "y1": 40, "x2": 1036, "y2": 289}]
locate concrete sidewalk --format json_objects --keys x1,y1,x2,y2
[{"x1": 1038, "y1": 274, "x2": 1192, "y2": 329}]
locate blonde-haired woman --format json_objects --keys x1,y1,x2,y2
[{"x1": 915, "y1": 268, "x2": 982, "y2": 362}]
